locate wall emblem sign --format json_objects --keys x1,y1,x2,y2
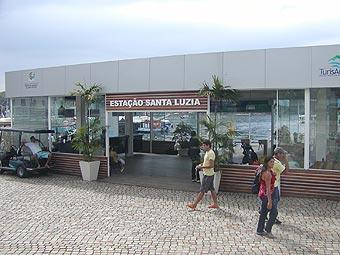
[
  {"x1": 320, "y1": 55, "x2": 340, "y2": 76},
  {"x1": 24, "y1": 71, "x2": 38, "y2": 89},
  {"x1": 28, "y1": 71, "x2": 36, "y2": 81}
]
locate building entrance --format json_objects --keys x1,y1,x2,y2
[
  {"x1": 108, "y1": 111, "x2": 201, "y2": 154},
  {"x1": 105, "y1": 91, "x2": 208, "y2": 179}
]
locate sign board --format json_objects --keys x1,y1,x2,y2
[{"x1": 106, "y1": 91, "x2": 208, "y2": 112}]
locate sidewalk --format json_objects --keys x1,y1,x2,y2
[{"x1": 0, "y1": 173, "x2": 339, "y2": 254}]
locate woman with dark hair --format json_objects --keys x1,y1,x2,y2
[{"x1": 256, "y1": 155, "x2": 278, "y2": 239}]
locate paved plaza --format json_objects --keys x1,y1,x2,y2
[{"x1": 0, "y1": 173, "x2": 339, "y2": 255}]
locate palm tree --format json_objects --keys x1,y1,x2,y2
[
  {"x1": 198, "y1": 75, "x2": 239, "y2": 120},
  {"x1": 70, "y1": 82, "x2": 103, "y2": 161},
  {"x1": 70, "y1": 82, "x2": 102, "y2": 117},
  {"x1": 198, "y1": 75, "x2": 239, "y2": 167}
]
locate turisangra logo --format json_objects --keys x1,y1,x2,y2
[
  {"x1": 328, "y1": 55, "x2": 340, "y2": 68},
  {"x1": 320, "y1": 55, "x2": 340, "y2": 76},
  {"x1": 28, "y1": 71, "x2": 35, "y2": 81}
]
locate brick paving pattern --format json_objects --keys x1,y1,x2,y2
[{"x1": 0, "y1": 173, "x2": 339, "y2": 255}]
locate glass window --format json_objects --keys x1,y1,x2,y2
[
  {"x1": 310, "y1": 88, "x2": 340, "y2": 170},
  {"x1": 50, "y1": 96, "x2": 77, "y2": 153},
  {"x1": 200, "y1": 89, "x2": 305, "y2": 168},
  {"x1": 90, "y1": 95, "x2": 106, "y2": 126},
  {"x1": 107, "y1": 111, "x2": 200, "y2": 154},
  {"x1": 50, "y1": 95, "x2": 106, "y2": 155},
  {"x1": 219, "y1": 111, "x2": 272, "y2": 164},
  {"x1": 12, "y1": 97, "x2": 48, "y2": 129},
  {"x1": 119, "y1": 111, "x2": 198, "y2": 142},
  {"x1": 203, "y1": 90, "x2": 274, "y2": 165},
  {"x1": 90, "y1": 95, "x2": 106, "y2": 156},
  {"x1": 275, "y1": 90, "x2": 305, "y2": 169},
  {"x1": 11, "y1": 96, "x2": 50, "y2": 145}
]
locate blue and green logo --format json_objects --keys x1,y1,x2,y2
[
  {"x1": 28, "y1": 71, "x2": 36, "y2": 81},
  {"x1": 320, "y1": 55, "x2": 340, "y2": 76},
  {"x1": 329, "y1": 55, "x2": 340, "y2": 68}
]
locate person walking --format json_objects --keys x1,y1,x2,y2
[
  {"x1": 187, "y1": 140, "x2": 219, "y2": 210},
  {"x1": 188, "y1": 131, "x2": 201, "y2": 182},
  {"x1": 256, "y1": 156, "x2": 277, "y2": 238},
  {"x1": 272, "y1": 147, "x2": 289, "y2": 224}
]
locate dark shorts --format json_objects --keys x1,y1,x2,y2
[{"x1": 200, "y1": 175, "x2": 215, "y2": 193}]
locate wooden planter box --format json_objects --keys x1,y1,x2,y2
[
  {"x1": 50, "y1": 153, "x2": 108, "y2": 179},
  {"x1": 220, "y1": 164, "x2": 340, "y2": 201}
]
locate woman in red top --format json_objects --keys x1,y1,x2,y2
[{"x1": 256, "y1": 156, "x2": 278, "y2": 239}]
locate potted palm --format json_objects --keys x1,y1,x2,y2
[
  {"x1": 198, "y1": 75, "x2": 239, "y2": 192},
  {"x1": 172, "y1": 122, "x2": 193, "y2": 156},
  {"x1": 70, "y1": 82, "x2": 104, "y2": 181}
]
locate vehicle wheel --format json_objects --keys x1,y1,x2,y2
[{"x1": 16, "y1": 166, "x2": 28, "y2": 178}]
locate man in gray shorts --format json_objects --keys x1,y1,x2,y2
[{"x1": 187, "y1": 140, "x2": 219, "y2": 210}]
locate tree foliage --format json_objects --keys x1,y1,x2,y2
[
  {"x1": 70, "y1": 83, "x2": 104, "y2": 161},
  {"x1": 172, "y1": 122, "x2": 193, "y2": 149},
  {"x1": 198, "y1": 75, "x2": 239, "y2": 170}
]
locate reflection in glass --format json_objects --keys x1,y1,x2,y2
[
  {"x1": 274, "y1": 90, "x2": 305, "y2": 169},
  {"x1": 50, "y1": 96, "x2": 77, "y2": 153},
  {"x1": 310, "y1": 88, "x2": 340, "y2": 170}
]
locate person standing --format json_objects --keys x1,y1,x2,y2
[
  {"x1": 188, "y1": 131, "x2": 201, "y2": 182},
  {"x1": 272, "y1": 147, "x2": 289, "y2": 224},
  {"x1": 256, "y1": 156, "x2": 277, "y2": 238},
  {"x1": 187, "y1": 140, "x2": 219, "y2": 210}
]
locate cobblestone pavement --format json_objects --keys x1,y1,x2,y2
[{"x1": 0, "y1": 173, "x2": 339, "y2": 255}]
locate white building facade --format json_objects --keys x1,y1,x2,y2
[{"x1": 5, "y1": 44, "x2": 340, "y2": 171}]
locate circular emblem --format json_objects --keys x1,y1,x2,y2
[{"x1": 28, "y1": 72, "x2": 35, "y2": 81}]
